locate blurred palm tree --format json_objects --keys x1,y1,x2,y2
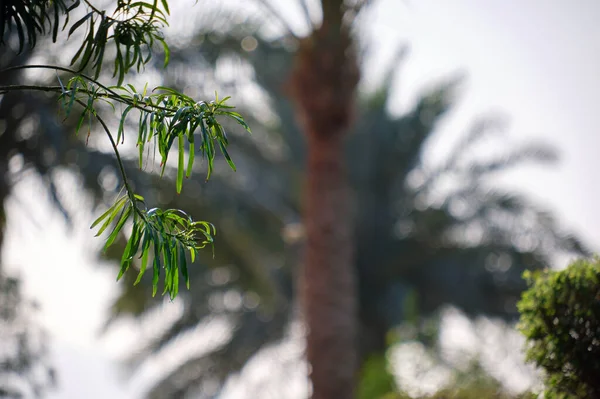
[{"x1": 103, "y1": 16, "x2": 588, "y2": 397}]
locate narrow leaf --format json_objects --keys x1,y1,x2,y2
[
  {"x1": 176, "y1": 134, "x2": 184, "y2": 193},
  {"x1": 134, "y1": 229, "x2": 151, "y2": 285},
  {"x1": 68, "y1": 12, "x2": 92, "y2": 37},
  {"x1": 186, "y1": 130, "x2": 195, "y2": 178},
  {"x1": 179, "y1": 243, "x2": 189, "y2": 289},
  {"x1": 218, "y1": 140, "x2": 236, "y2": 171},
  {"x1": 104, "y1": 204, "x2": 131, "y2": 251}
]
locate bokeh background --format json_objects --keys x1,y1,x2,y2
[{"x1": 1, "y1": 0, "x2": 599, "y2": 398}]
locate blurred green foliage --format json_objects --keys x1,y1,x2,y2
[
  {"x1": 518, "y1": 257, "x2": 600, "y2": 398},
  {"x1": 358, "y1": 354, "x2": 399, "y2": 399}
]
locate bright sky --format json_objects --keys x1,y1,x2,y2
[{"x1": 4, "y1": 0, "x2": 600, "y2": 397}]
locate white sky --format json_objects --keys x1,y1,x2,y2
[{"x1": 4, "y1": 0, "x2": 600, "y2": 397}]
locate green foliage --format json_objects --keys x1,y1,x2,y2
[
  {"x1": 67, "y1": 0, "x2": 170, "y2": 83},
  {"x1": 518, "y1": 257, "x2": 600, "y2": 398},
  {"x1": 0, "y1": 0, "x2": 71, "y2": 52},
  {"x1": 0, "y1": 1, "x2": 250, "y2": 300},
  {"x1": 358, "y1": 354, "x2": 398, "y2": 399},
  {"x1": 1, "y1": 0, "x2": 170, "y2": 83},
  {"x1": 92, "y1": 193, "x2": 216, "y2": 299}
]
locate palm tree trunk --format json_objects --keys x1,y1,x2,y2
[
  {"x1": 303, "y1": 133, "x2": 356, "y2": 398},
  {"x1": 288, "y1": 3, "x2": 360, "y2": 396}
]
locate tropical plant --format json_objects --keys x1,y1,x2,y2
[
  {"x1": 103, "y1": 14, "x2": 588, "y2": 397},
  {"x1": 518, "y1": 257, "x2": 600, "y2": 398}
]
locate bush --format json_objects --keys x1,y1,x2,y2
[{"x1": 518, "y1": 257, "x2": 600, "y2": 398}]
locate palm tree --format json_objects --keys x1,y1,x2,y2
[
  {"x1": 287, "y1": 3, "x2": 361, "y2": 397},
  {"x1": 103, "y1": 15, "x2": 587, "y2": 397}
]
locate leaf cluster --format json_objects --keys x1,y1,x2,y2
[
  {"x1": 112, "y1": 85, "x2": 250, "y2": 184},
  {"x1": 56, "y1": 74, "x2": 250, "y2": 183},
  {"x1": 68, "y1": 0, "x2": 171, "y2": 83},
  {"x1": 0, "y1": 0, "x2": 73, "y2": 52},
  {"x1": 2, "y1": 0, "x2": 171, "y2": 84},
  {"x1": 517, "y1": 257, "x2": 600, "y2": 398},
  {"x1": 52, "y1": 71, "x2": 251, "y2": 299},
  {"x1": 91, "y1": 194, "x2": 215, "y2": 299}
]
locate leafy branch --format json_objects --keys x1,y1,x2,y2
[
  {"x1": 2, "y1": 0, "x2": 171, "y2": 84},
  {"x1": 0, "y1": 62, "x2": 250, "y2": 299}
]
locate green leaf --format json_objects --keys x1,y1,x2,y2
[
  {"x1": 68, "y1": 12, "x2": 92, "y2": 37},
  {"x1": 75, "y1": 109, "x2": 87, "y2": 136},
  {"x1": 134, "y1": 229, "x2": 151, "y2": 285},
  {"x1": 117, "y1": 221, "x2": 140, "y2": 281},
  {"x1": 125, "y1": 220, "x2": 143, "y2": 261},
  {"x1": 65, "y1": 79, "x2": 79, "y2": 118},
  {"x1": 90, "y1": 196, "x2": 124, "y2": 229},
  {"x1": 160, "y1": 0, "x2": 170, "y2": 14},
  {"x1": 172, "y1": 256, "x2": 179, "y2": 299},
  {"x1": 153, "y1": 86, "x2": 194, "y2": 102},
  {"x1": 218, "y1": 140, "x2": 236, "y2": 171},
  {"x1": 176, "y1": 134, "x2": 184, "y2": 193},
  {"x1": 151, "y1": 229, "x2": 162, "y2": 297},
  {"x1": 75, "y1": 16, "x2": 96, "y2": 69},
  {"x1": 179, "y1": 243, "x2": 189, "y2": 289},
  {"x1": 104, "y1": 204, "x2": 131, "y2": 251},
  {"x1": 159, "y1": 37, "x2": 170, "y2": 68},
  {"x1": 91, "y1": 196, "x2": 127, "y2": 236},
  {"x1": 52, "y1": 1, "x2": 60, "y2": 42},
  {"x1": 226, "y1": 113, "x2": 252, "y2": 133},
  {"x1": 117, "y1": 105, "x2": 134, "y2": 145},
  {"x1": 200, "y1": 121, "x2": 214, "y2": 180},
  {"x1": 186, "y1": 130, "x2": 195, "y2": 178}
]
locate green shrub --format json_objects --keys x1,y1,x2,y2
[{"x1": 518, "y1": 258, "x2": 600, "y2": 398}]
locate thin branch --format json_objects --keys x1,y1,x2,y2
[
  {"x1": 0, "y1": 64, "x2": 204, "y2": 114},
  {"x1": 74, "y1": 98, "x2": 145, "y2": 219},
  {"x1": 0, "y1": 65, "x2": 169, "y2": 114},
  {"x1": 83, "y1": 0, "x2": 103, "y2": 15},
  {"x1": 0, "y1": 84, "x2": 164, "y2": 114},
  {"x1": 1, "y1": 64, "x2": 124, "y2": 102}
]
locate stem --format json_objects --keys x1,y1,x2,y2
[
  {"x1": 75, "y1": 98, "x2": 145, "y2": 221},
  {"x1": 1, "y1": 64, "x2": 117, "y2": 96},
  {"x1": 0, "y1": 84, "x2": 163, "y2": 114},
  {"x1": 0, "y1": 65, "x2": 172, "y2": 113},
  {"x1": 0, "y1": 65, "x2": 226, "y2": 118},
  {"x1": 1, "y1": 65, "x2": 168, "y2": 111},
  {"x1": 83, "y1": 0, "x2": 103, "y2": 15}
]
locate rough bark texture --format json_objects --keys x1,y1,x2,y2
[{"x1": 288, "y1": 8, "x2": 360, "y2": 398}]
